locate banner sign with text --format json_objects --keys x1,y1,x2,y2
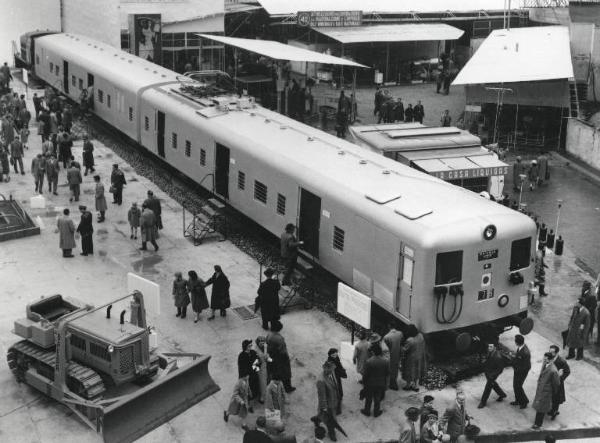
[{"x1": 297, "y1": 10, "x2": 362, "y2": 27}]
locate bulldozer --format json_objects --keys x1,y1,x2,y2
[{"x1": 7, "y1": 291, "x2": 220, "y2": 443}]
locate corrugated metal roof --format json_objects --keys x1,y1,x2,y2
[
  {"x1": 197, "y1": 34, "x2": 368, "y2": 67},
  {"x1": 452, "y1": 26, "x2": 574, "y2": 85},
  {"x1": 313, "y1": 24, "x2": 464, "y2": 44},
  {"x1": 256, "y1": 0, "x2": 523, "y2": 15}
]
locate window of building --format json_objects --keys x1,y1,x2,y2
[
  {"x1": 55, "y1": 65, "x2": 59, "y2": 76},
  {"x1": 200, "y1": 148, "x2": 206, "y2": 166},
  {"x1": 185, "y1": 140, "x2": 191, "y2": 157},
  {"x1": 510, "y1": 237, "x2": 531, "y2": 271},
  {"x1": 128, "y1": 107, "x2": 133, "y2": 122},
  {"x1": 333, "y1": 226, "x2": 345, "y2": 252},
  {"x1": 70, "y1": 334, "x2": 86, "y2": 350},
  {"x1": 98, "y1": 89, "x2": 104, "y2": 103},
  {"x1": 238, "y1": 171, "x2": 245, "y2": 190},
  {"x1": 254, "y1": 180, "x2": 267, "y2": 204},
  {"x1": 276, "y1": 194, "x2": 286, "y2": 215},
  {"x1": 144, "y1": 116, "x2": 149, "y2": 131},
  {"x1": 49, "y1": 61, "x2": 53, "y2": 72},
  {"x1": 107, "y1": 94, "x2": 111, "y2": 108},
  {"x1": 172, "y1": 132, "x2": 177, "y2": 149},
  {"x1": 435, "y1": 251, "x2": 463, "y2": 285},
  {"x1": 78, "y1": 78, "x2": 83, "y2": 90},
  {"x1": 120, "y1": 31, "x2": 130, "y2": 51},
  {"x1": 71, "y1": 75, "x2": 76, "y2": 87},
  {"x1": 186, "y1": 32, "x2": 201, "y2": 47}
]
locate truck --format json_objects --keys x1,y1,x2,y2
[{"x1": 7, "y1": 291, "x2": 219, "y2": 443}]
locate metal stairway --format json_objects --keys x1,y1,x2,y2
[
  {"x1": 569, "y1": 80, "x2": 580, "y2": 118},
  {"x1": 183, "y1": 198, "x2": 225, "y2": 245}
]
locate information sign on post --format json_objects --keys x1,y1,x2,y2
[{"x1": 337, "y1": 283, "x2": 371, "y2": 343}]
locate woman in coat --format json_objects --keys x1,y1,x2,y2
[
  {"x1": 172, "y1": 272, "x2": 190, "y2": 319},
  {"x1": 187, "y1": 270, "x2": 208, "y2": 322},
  {"x1": 205, "y1": 265, "x2": 230, "y2": 319},
  {"x1": 238, "y1": 339, "x2": 260, "y2": 403},
  {"x1": 57, "y1": 208, "x2": 76, "y2": 258},
  {"x1": 93, "y1": 175, "x2": 107, "y2": 222},
  {"x1": 403, "y1": 326, "x2": 427, "y2": 392},
  {"x1": 532, "y1": 352, "x2": 560, "y2": 429},
  {"x1": 224, "y1": 370, "x2": 251, "y2": 431},
  {"x1": 255, "y1": 336, "x2": 270, "y2": 403},
  {"x1": 265, "y1": 372, "x2": 286, "y2": 418}
]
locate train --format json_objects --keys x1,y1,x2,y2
[{"x1": 17, "y1": 31, "x2": 536, "y2": 350}]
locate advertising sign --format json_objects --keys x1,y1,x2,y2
[
  {"x1": 337, "y1": 282, "x2": 371, "y2": 329},
  {"x1": 297, "y1": 11, "x2": 362, "y2": 27},
  {"x1": 128, "y1": 14, "x2": 162, "y2": 64},
  {"x1": 430, "y1": 166, "x2": 509, "y2": 180}
]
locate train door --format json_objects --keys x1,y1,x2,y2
[
  {"x1": 63, "y1": 61, "x2": 69, "y2": 94},
  {"x1": 298, "y1": 188, "x2": 320, "y2": 258},
  {"x1": 157, "y1": 111, "x2": 165, "y2": 158},
  {"x1": 396, "y1": 244, "x2": 415, "y2": 319},
  {"x1": 215, "y1": 143, "x2": 230, "y2": 199}
]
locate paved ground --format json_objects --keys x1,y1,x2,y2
[{"x1": 1, "y1": 79, "x2": 600, "y2": 442}]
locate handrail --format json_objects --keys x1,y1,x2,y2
[{"x1": 198, "y1": 172, "x2": 215, "y2": 194}]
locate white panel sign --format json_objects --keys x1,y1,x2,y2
[
  {"x1": 337, "y1": 282, "x2": 371, "y2": 329},
  {"x1": 127, "y1": 272, "x2": 160, "y2": 321}
]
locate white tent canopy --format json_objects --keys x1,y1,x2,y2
[
  {"x1": 256, "y1": 0, "x2": 523, "y2": 16},
  {"x1": 452, "y1": 26, "x2": 574, "y2": 85},
  {"x1": 313, "y1": 24, "x2": 464, "y2": 44},
  {"x1": 197, "y1": 34, "x2": 368, "y2": 67}
]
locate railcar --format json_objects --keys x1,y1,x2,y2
[{"x1": 20, "y1": 32, "x2": 536, "y2": 349}]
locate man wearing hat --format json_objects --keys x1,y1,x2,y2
[
  {"x1": 76, "y1": 205, "x2": 94, "y2": 256},
  {"x1": 566, "y1": 298, "x2": 591, "y2": 360},
  {"x1": 45, "y1": 153, "x2": 60, "y2": 195},
  {"x1": 420, "y1": 395, "x2": 438, "y2": 429},
  {"x1": 512, "y1": 156, "x2": 524, "y2": 192},
  {"x1": 255, "y1": 268, "x2": 281, "y2": 330},
  {"x1": 442, "y1": 391, "x2": 469, "y2": 443},
  {"x1": 399, "y1": 407, "x2": 420, "y2": 442},
  {"x1": 82, "y1": 135, "x2": 95, "y2": 176},
  {"x1": 144, "y1": 190, "x2": 162, "y2": 230},
  {"x1": 110, "y1": 163, "x2": 126, "y2": 205},
  {"x1": 361, "y1": 343, "x2": 389, "y2": 418},
  {"x1": 327, "y1": 349, "x2": 347, "y2": 415},
  {"x1": 67, "y1": 160, "x2": 82, "y2": 202},
  {"x1": 9, "y1": 133, "x2": 24, "y2": 175},
  {"x1": 314, "y1": 360, "x2": 340, "y2": 441}
]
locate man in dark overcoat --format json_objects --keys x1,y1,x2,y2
[
  {"x1": 144, "y1": 190, "x2": 162, "y2": 230},
  {"x1": 205, "y1": 265, "x2": 230, "y2": 318},
  {"x1": 266, "y1": 321, "x2": 295, "y2": 393},
  {"x1": 510, "y1": 334, "x2": 531, "y2": 409},
  {"x1": 442, "y1": 392, "x2": 469, "y2": 443},
  {"x1": 327, "y1": 348, "x2": 347, "y2": 414},
  {"x1": 58, "y1": 132, "x2": 73, "y2": 169},
  {"x1": 548, "y1": 344, "x2": 570, "y2": 419},
  {"x1": 82, "y1": 135, "x2": 95, "y2": 176},
  {"x1": 566, "y1": 298, "x2": 590, "y2": 360},
  {"x1": 413, "y1": 100, "x2": 425, "y2": 124},
  {"x1": 383, "y1": 323, "x2": 403, "y2": 390},
  {"x1": 76, "y1": 205, "x2": 94, "y2": 256},
  {"x1": 67, "y1": 161, "x2": 82, "y2": 202},
  {"x1": 140, "y1": 204, "x2": 159, "y2": 251},
  {"x1": 110, "y1": 163, "x2": 126, "y2": 205},
  {"x1": 532, "y1": 352, "x2": 560, "y2": 430},
  {"x1": 360, "y1": 344, "x2": 389, "y2": 418},
  {"x1": 478, "y1": 342, "x2": 507, "y2": 408},
  {"x1": 57, "y1": 208, "x2": 76, "y2": 258},
  {"x1": 314, "y1": 361, "x2": 339, "y2": 442},
  {"x1": 255, "y1": 267, "x2": 281, "y2": 330},
  {"x1": 581, "y1": 281, "x2": 597, "y2": 339}
]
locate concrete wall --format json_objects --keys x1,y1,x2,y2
[
  {"x1": 0, "y1": 0, "x2": 61, "y2": 66},
  {"x1": 62, "y1": 0, "x2": 121, "y2": 48},
  {"x1": 466, "y1": 80, "x2": 570, "y2": 108},
  {"x1": 566, "y1": 118, "x2": 600, "y2": 170}
]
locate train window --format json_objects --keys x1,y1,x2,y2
[
  {"x1": 185, "y1": 140, "x2": 191, "y2": 157},
  {"x1": 98, "y1": 90, "x2": 104, "y2": 103},
  {"x1": 254, "y1": 180, "x2": 267, "y2": 204},
  {"x1": 171, "y1": 132, "x2": 177, "y2": 149},
  {"x1": 128, "y1": 107, "x2": 134, "y2": 122},
  {"x1": 107, "y1": 94, "x2": 111, "y2": 108},
  {"x1": 71, "y1": 75, "x2": 76, "y2": 87},
  {"x1": 144, "y1": 116, "x2": 149, "y2": 131},
  {"x1": 49, "y1": 61, "x2": 53, "y2": 72},
  {"x1": 35, "y1": 54, "x2": 39, "y2": 65},
  {"x1": 333, "y1": 226, "x2": 345, "y2": 252},
  {"x1": 435, "y1": 251, "x2": 463, "y2": 285},
  {"x1": 78, "y1": 78, "x2": 83, "y2": 90},
  {"x1": 402, "y1": 245, "x2": 415, "y2": 286},
  {"x1": 200, "y1": 148, "x2": 206, "y2": 166},
  {"x1": 510, "y1": 237, "x2": 531, "y2": 271},
  {"x1": 276, "y1": 194, "x2": 286, "y2": 215}
]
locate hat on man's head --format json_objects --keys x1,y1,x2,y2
[
  {"x1": 328, "y1": 348, "x2": 338, "y2": 357},
  {"x1": 113, "y1": 163, "x2": 118, "y2": 168},
  {"x1": 264, "y1": 267, "x2": 274, "y2": 277},
  {"x1": 424, "y1": 395, "x2": 434, "y2": 403},
  {"x1": 242, "y1": 339, "x2": 253, "y2": 351},
  {"x1": 78, "y1": 205, "x2": 86, "y2": 210},
  {"x1": 369, "y1": 333, "x2": 382, "y2": 344}
]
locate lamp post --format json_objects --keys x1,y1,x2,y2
[
  {"x1": 518, "y1": 173, "x2": 527, "y2": 210},
  {"x1": 555, "y1": 199, "x2": 563, "y2": 239}
]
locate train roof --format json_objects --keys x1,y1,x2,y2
[
  {"x1": 38, "y1": 33, "x2": 178, "y2": 90},
  {"x1": 147, "y1": 84, "x2": 532, "y2": 244}
]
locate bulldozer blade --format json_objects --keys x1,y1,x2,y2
[{"x1": 100, "y1": 354, "x2": 219, "y2": 443}]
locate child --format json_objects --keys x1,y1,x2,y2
[
  {"x1": 0, "y1": 146, "x2": 10, "y2": 182},
  {"x1": 127, "y1": 202, "x2": 141, "y2": 239},
  {"x1": 19, "y1": 126, "x2": 29, "y2": 150}
]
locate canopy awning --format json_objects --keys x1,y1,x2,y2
[
  {"x1": 313, "y1": 24, "x2": 464, "y2": 44},
  {"x1": 197, "y1": 34, "x2": 368, "y2": 67},
  {"x1": 452, "y1": 26, "x2": 574, "y2": 85}
]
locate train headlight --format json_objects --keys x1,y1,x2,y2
[
  {"x1": 483, "y1": 224, "x2": 497, "y2": 241},
  {"x1": 498, "y1": 294, "x2": 509, "y2": 308}
]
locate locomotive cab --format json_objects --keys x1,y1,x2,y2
[{"x1": 14, "y1": 31, "x2": 58, "y2": 71}]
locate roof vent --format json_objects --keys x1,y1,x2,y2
[
  {"x1": 94, "y1": 45, "x2": 97, "y2": 48},
  {"x1": 307, "y1": 137, "x2": 314, "y2": 142},
  {"x1": 264, "y1": 118, "x2": 270, "y2": 123},
  {"x1": 153, "y1": 71, "x2": 157, "y2": 74},
  {"x1": 113, "y1": 54, "x2": 118, "y2": 57},
  {"x1": 359, "y1": 160, "x2": 367, "y2": 165},
  {"x1": 161, "y1": 74, "x2": 166, "y2": 78},
  {"x1": 280, "y1": 125, "x2": 287, "y2": 130},
  {"x1": 128, "y1": 60, "x2": 132, "y2": 63},
  {"x1": 337, "y1": 151, "x2": 345, "y2": 155},
  {"x1": 382, "y1": 170, "x2": 391, "y2": 175},
  {"x1": 250, "y1": 112, "x2": 256, "y2": 117}
]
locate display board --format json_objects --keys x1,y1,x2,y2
[{"x1": 337, "y1": 282, "x2": 371, "y2": 328}]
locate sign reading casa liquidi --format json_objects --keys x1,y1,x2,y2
[
  {"x1": 337, "y1": 282, "x2": 371, "y2": 329},
  {"x1": 297, "y1": 10, "x2": 363, "y2": 27}
]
